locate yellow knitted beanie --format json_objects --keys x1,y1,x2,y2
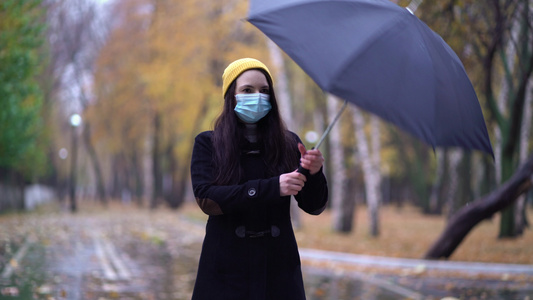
[{"x1": 222, "y1": 58, "x2": 273, "y2": 97}]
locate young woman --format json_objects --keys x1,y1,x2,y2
[{"x1": 190, "y1": 58, "x2": 328, "y2": 300}]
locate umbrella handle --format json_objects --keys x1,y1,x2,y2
[{"x1": 297, "y1": 145, "x2": 317, "y2": 177}]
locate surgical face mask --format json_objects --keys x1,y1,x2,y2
[{"x1": 234, "y1": 93, "x2": 272, "y2": 123}]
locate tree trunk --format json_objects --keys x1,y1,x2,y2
[
  {"x1": 132, "y1": 149, "x2": 144, "y2": 206},
  {"x1": 267, "y1": 39, "x2": 294, "y2": 131},
  {"x1": 151, "y1": 113, "x2": 162, "y2": 209},
  {"x1": 352, "y1": 107, "x2": 382, "y2": 237},
  {"x1": 515, "y1": 77, "x2": 533, "y2": 234},
  {"x1": 494, "y1": 5, "x2": 518, "y2": 236},
  {"x1": 370, "y1": 116, "x2": 382, "y2": 235},
  {"x1": 499, "y1": 154, "x2": 516, "y2": 237},
  {"x1": 69, "y1": 124, "x2": 79, "y2": 212},
  {"x1": 424, "y1": 154, "x2": 533, "y2": 260},
  {"x1": 445, "y1": 149, "x2": 463, "y2": 218},
  {"x1": 328, "y1": 95, "x2": 349, "y2": 232},
  {"x1": 412, "y1": 142, "x2": 430, "y2": 211},
  {"x1": 458, "y1": 152, "x2": 473, "y2": 208},
  {"x1": 292, "y1": 61, "x2": 307, "y2": 136},
  {"x1": 16, "y1": 171, "x2": 26, "y2": 211},
  {"x1": 111, "y1": 155, "x2": 120, "y2": 199},
  {"x1": 82, "y1": 123, "x2": 107, "y2": 204},
  {"x1": 164, "y1": 140, "x2": 179, "y2": 208},
  {"x1": 472, "y1": 153, "x2": 485, "y2": 200},
  {"x1": 267, "y1": 39, "x2": 302, "y2": 228},
  {"x1": 494, "y1": 127, "x2": 503, "y2": 185},
  {"x1": 119, "y1": 153, "x2": 132, "y2": 204},
  {"x1": 177, "y1": 166, "x2": 190, "y2": 208},
  {"x1": 429, "y1": 149, "x2": 445, "y2": 214}
]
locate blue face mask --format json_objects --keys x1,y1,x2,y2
[{"x1": 234, "y1": 93, "x2": 272, "y2": 123}]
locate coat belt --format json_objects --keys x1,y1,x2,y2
[{"x1": 235, "y1": 225, "x2": 280, "y2": 238}]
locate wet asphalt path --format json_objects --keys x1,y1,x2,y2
[
  {"x1": 0, "y1": 207, "x2": 204, "y2": 300},
  {"x1": 1, "y1": 205, "x2": 532, "y2": 300}
]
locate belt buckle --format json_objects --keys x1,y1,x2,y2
[{"x1": 249, "y1": 230, "x2": 268, "y2": 238}]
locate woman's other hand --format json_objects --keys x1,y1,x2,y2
[
  {"x1": 279, "y1": 170, "x2": 306, "y2": 196},
  {"x1": 298, "y1": 143, "x2": 324, "y2": 175}
]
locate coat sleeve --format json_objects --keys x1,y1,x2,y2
[
  {"x1": 291, "y1": 133, "x2": 329, "y2": 215},
  {"x1": 190, "y1": 131, "x2": 282, "y2": 216},
  {"x1": 295, "y1": 168, "x2": 328, "y2": 215}
]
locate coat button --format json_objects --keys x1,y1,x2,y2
[
  {"x1": 271, "y1": 225, "x2": 280, "y2": 237},
  {"x1": 235, "y1": 226, "x2": 246, "y2": 238},
  {"x1": 248, "y1": 188, "x2": 257, "y2": 197}
]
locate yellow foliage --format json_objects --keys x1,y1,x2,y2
[{"x1": 88, "y1": 0, "x2": 272, "y2": 178}]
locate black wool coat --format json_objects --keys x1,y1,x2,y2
[{"x1": 190, "y1": 131, "x2": 328, "y2": 300}]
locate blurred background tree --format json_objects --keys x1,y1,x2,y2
[
  {"x1": 419, "y1": 0, "x2": 533, "y2": 238},
  {"x1": 0, "y1": 0, "x2": 48, "y2": 209}
]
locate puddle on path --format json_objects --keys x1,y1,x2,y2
[
  {"x1": 0, "y1": 242, "x2": 49, "y2": 300},
  {"x1": 304, "y1": 273, "x2": 406, "y2": 300}
]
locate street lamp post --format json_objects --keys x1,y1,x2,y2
[{"x1": 69, "y1": 114, "x2": 82, "y2": 213}]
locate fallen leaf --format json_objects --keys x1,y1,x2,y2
[
  {"x1": 1, "y1": 287, "x2": 19, "y2": 296},
  {"x1": 36, "y1": 285, "x2": 52, "y2": 294},
  {"x1": 9, "y1": 258, "x2": 18, "y2": 269}
]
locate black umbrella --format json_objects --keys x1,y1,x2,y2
[{"x1": 248, "y1": 0, "x2": 493, "y2": 156}]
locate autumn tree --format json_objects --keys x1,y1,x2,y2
[
  {"x1": 476, "y1": 0, "x2": 533, "y2": 237},
  {"x1": 424, "y1": 0, "x2": 533, "y2": 237},
  {"x1": 420, "y1": 0, "x2": 533, "y2": 259},
  {"x1": 90, "y1": 0, "x2": 272, "y2": 207},
  {"x1": 45, "y1": 0, "x2": 111, "y2": 204},
  {"x1": 0, "y1": 0, "x2": 48, "y2": 203}
]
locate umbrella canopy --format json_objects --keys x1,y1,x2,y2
[{"x1": 248, "y1": 0, "x2": 493, "y2": 155}]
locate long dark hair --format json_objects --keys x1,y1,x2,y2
[{"x1": 212, "y1": 68, "x2": 299, "y2": 185}]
